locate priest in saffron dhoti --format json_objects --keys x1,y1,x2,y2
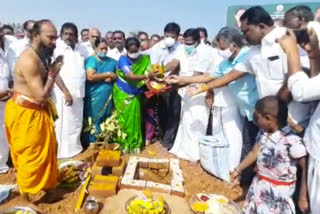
[{"x1": 4, "y1": 20, "x2": 61, "y2": 203}]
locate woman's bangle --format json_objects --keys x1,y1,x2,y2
[
  {"x1": 64, "y1": 92, "x2": 71, "y2": 96},
  {"x1": 201, "y1": 83, "x2": 208, "y2": 92}
]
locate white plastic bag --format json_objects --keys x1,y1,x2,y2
[{"x1": 199, "y1": 135, "x2": 230, "y2": 182}]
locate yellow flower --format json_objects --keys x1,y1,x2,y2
[{"x1": 151, "y1": 63, "x2": 165, "y2": 74}]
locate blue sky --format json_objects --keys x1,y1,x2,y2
[{"x1": 1, "y1": 0, "x2": 318, "y2": 39}]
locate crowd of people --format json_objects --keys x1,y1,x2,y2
[{"x1": 0, "y1": 4, "x2": 319, "y2": 214}]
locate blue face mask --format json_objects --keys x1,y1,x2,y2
[
  {"x1": 97, "y1": 52, "x2": 106, "y2": 58},
  {"x1": 184, "y1": 44, "x2": 196, "y2": 55}
]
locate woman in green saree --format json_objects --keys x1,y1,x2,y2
[{"x1": 113, "y1": 37, "x2": 157, "y2": 153}]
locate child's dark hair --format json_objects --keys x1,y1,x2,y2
[{"x1": 255, "y1": 96, "x2": 288, "y2": 128}]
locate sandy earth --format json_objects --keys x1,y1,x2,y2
[{"x1": 0, "y1": 142, "x2": 246, "y2": 214}]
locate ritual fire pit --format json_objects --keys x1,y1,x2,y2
[{"x1": 121, "y1": 156, "x2": 185, "y2": 197}]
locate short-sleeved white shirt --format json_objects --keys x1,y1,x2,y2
[
  {"x1": 107, "y1": 47, "x2": 127, "y2": 61},
  {"x1": 150, "y1": 40, "x2": 181, "y2": 66},
  {"x1": 235, "y1": 27, "x2": 288, "y2": 98},
  {"x1": 235, "y1": 27, "x2": 311, "y2": 125}
]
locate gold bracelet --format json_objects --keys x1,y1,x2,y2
[
  {"x1": 201, "y1": 83, "x2": 208, "y2": 92},
  {"x1": 64, "y1": 92, "x2": 71, "y2": 96}
]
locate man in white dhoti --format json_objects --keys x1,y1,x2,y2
[
  {"x1": 53, "y1": 23, "x2": 86, "y2": 159},
  {"x1": 208, "y1": 28, "x2": 244, "y2": 171},
  {"x1": 281, "y1": 10, "x2": 320, "y2": 213},
  {"x1": 167, "y1": 28, "x2": 218, "y2": 162}
]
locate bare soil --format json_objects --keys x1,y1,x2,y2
[{"x1": 0, "y1": 142, "x2": 246, "y2": 214}]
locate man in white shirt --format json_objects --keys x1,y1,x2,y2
[
  {"x1": 235, "y1": 6, "x2": 311, "y2": 130},
  {"x1": 6, "y1": 20, "x2": 35, "y2": 81},
  {"x1": 0, "y1": 33, "x2": 16, "y2": 61},
  {"x1": 278, "y1": 24, "x2": 320, "y2": 214},
  {"x1": 107, "y1": 30, "x2": 126, "y2": 61},
  {"x1": 148, "y1": 22, "x2": 181, "y2": 148},
  {"x1": 210, "y1": 28, "x2": 244, "y2": 171},
  {"x1": 0, "y1": 27, "x2": 12, "y2": 174},
  {"x1": 80, "y1": 28, "x2": 89, "y2": 43},
  {"x1": 104, "y1": 31, "x2": 114, "y2": 49},
  {"x1": 81, "y1": 28, "x2": 101, "y2": 59},
  {"x1": 167, "y1": 28, "x2": 217, "y2": 162},
  {"x1": 53, "y1": 23, "x2": 86, "y2": 159},
  {"x1": 150, "y1": 23, "x2": 181, "y2": 68}
]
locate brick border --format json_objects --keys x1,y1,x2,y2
[{"x1": 120, "y1": 156, "x2": 185, "y2": 197}]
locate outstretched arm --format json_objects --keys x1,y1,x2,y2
[
  {"x1": 230, "y1": 142, "x2": 259, "y2": 186},
  {"x1": 166, "y1": 73, "x2": 214, "y2": 86},
  {"x1": 207, "y1": 69, "x2": 245, "y2": 89},
  {"x1": 234, "y1": 142, "x2": 259, "y2": 173},
  {"x1": 188, "y1": 69, "x2": 245, "y2": 96}
]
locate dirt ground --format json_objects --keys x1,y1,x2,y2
[{"x1": 0, "y1": 142, "x2": 246, "y2": 214}]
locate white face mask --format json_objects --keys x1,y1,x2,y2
[
  {"x1": 128, "y1": 52, "x2": 140, "y2": 59},
  {"x1": 218, "y1": 48, "x2": 233, "y2": 60},
  {"x1": 164, "y1": 37, "x2": 176, "y2": 48}
]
